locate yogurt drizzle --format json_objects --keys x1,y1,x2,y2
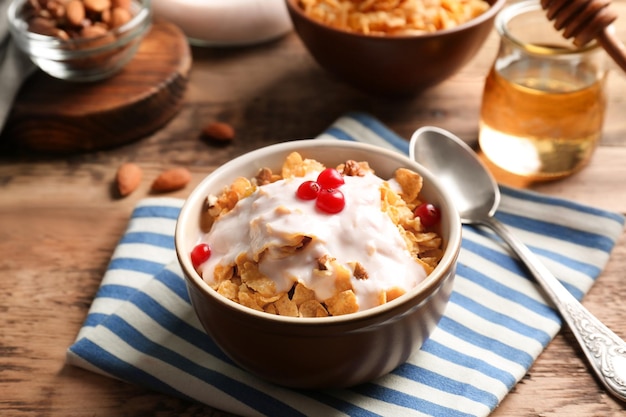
[{"x1": 199, "y1": 171, "x2": 427, "y2": 311}]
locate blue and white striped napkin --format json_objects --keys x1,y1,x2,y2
[{"x1": 67, "y1": 112, "x2": 625, "y2": 417}]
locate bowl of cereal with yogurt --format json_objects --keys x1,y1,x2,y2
[
  {"x1": 285, "y1": 0, "x2": 506, "y2": 96},
  {"x1": 175, "y1": 139, "x2": 462, "y2": 389}
]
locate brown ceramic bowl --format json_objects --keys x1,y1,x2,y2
[
  {"x1": 175, "y1": 139, "x2": 462, "y2": 389},
  {"x1": 285, "y1": 0, "x2": 506, "y2": 96}
]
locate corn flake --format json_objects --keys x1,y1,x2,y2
[
  {"x1": 238, "y1": 287, "x2": 264, "y2": 311},
  {"x1": 325, "y1": 290, "x2": 359, "y2": 316},
  {"x1": 299, "y1": 300, "x2": 330, "y2": 317},
  {"x1": 274, "y1": 293, "x2": 299, "y2": 317},
  {"x1": 292, "y1": 282, "x2": 317, "y2": 306},
  {"x1": 282, "y1": 152, "x2": 325, "y2": 178},
  {"x1": 395, "y1": 167, "x2": 423, "y2": 204}
]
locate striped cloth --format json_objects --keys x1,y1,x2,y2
[{"x1": 67, "y1": 112, "x2": 625, "y2": 417}]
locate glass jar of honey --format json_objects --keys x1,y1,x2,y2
[{"x1": 479, "y1": 0, "x2": 608, "y2": 180}]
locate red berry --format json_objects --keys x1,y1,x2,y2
[
  {"x1": 316, "y1": 168, "x2": 345, "y2": 189},
  {"x1": 296, "y1": 180, "x2": 321, "y2": 200},
  {"x1": 414, "y1": 203, "x2": 441, "y2": 228},
  {"x1": 316, "y1": 188, "x2": 345, "y2": 213},
  {"x1": 191, "y1": 243, "x2": 212, "y2": 269}
]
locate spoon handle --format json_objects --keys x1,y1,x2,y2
[{"x1": 483, "y1": 216, "x2": 626, "y2": 402}]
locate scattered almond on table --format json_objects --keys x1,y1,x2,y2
[
  {"x1": 115, "y1": 162, "x2": 143, "y2": 196},
  {"x1": 202, "y1": 121, "x2": 235, "y2": 142},
  {"x1": 115, "y1": 164, "x2": 192, "y2": 197},
  {"x1": 151, "y1": 167, "x2": 192, "y2": 193}
]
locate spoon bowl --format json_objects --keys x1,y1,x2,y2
[
  {"x1": 410, "y1": 126, "x2": 499, "y2": 223},
  {"x1": 409, "y1": 126, "x2": 626, "y2": 403}
]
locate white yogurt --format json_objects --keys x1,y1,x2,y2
[
  {"x1": 199, "y1": 171, "x2": 428, "y2": 311},
  {"x1": 152, "y1": 0, "x2": 293, "y2": 46}
]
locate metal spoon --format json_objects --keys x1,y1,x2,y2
[{"x1": 410, "y1": 125, "x2": 626, "y2": 402}]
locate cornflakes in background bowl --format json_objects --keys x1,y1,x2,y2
[
  {"x1": 285, "y1": 0, "x2": 506, "y2": 96},
  {"x1": 175, "y1": 139, "x2": 462, "y2": 389}
]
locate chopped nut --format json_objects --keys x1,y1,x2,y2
[
  {"x1": 200, "y1": 196, "x2": 216, "y2": 232},
  {"x1": 341, "y1": 159, "x2": 366, "y2": 176},
  {"x1": 317, "y1": 254, "x2": 335, "y2": 271},
  {"x1": 352, "y1": 262, "x2": 369, "y2": 280},
  {"x1": 255, "y1": 167, "x2": 274, "y2": 186},
  {"x1": 296, "y1": 236, "x2": 312, "y2": 251}
]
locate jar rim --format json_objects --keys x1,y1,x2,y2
[{"x1": 495, "y1": 0, "x2": 600, "y2": 56}]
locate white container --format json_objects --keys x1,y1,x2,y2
[{"x1": 152, "y1": 0, "x2": 292, "y2": 47}]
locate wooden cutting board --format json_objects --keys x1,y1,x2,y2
[{"x1": 1, "y1": 20, "x2": 192, "y2": 154}]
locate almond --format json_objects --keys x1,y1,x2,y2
[
  {"x1": 116, "y1": 162, "x2": 142, "y2": 197},
  {"x1": 109, "y1": 7, "x2": 132, "y2": 27},
  {"x1": 151, "y1": 167, "x2": 191, "y2": 193},
  {"x1": 83, "y1": 0, "x2": 111, "y2": 13},
  {"x1": 65, "y1": 0, "x2": 85, "y2": 27},
  {"x1": 80, "y1": 24, "x2": 109, "y2": 39},
  {"x1": 202, "y1": 121, "x2": 235, "y2": 142},
  {"x1": 112, "y1": 0, "x2": 131, "y2": 8}
]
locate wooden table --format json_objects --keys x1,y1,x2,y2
[{"x1": 2, "y1": 15, "x2": 626, "y2": 417}]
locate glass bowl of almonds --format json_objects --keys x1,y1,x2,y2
[
  {"x1": 175, "y1": 139, "x2": 462, "y2": 389},
  {"x1": 8, "y1": 0, "x2": 151, "y2": 81}
]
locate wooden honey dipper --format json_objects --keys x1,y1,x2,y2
[{"x1": 541, "y1": 0, "x2": 626, "y2": 72}]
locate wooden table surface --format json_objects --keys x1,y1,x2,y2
[{"x1": 2, "y1": 11, "x2": 626, "y2": 417}]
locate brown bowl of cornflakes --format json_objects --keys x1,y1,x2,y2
[
  {"x1": 285, "y1": 0, "x2": 505, "y2": 96},
  {"x1": 175, "y1": 139, "x2": 462, "y2": 389}
]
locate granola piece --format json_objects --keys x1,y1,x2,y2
[
  {"x1": 317, "y1": 254, "x2": 335, "y2": 270},
  {"x1": 255, "y1": 167, "x2": 275, "y2": 186},
  {"x1": 339, "y1": 159, "x2": 372, "y2": 176},
  {"x1": 351, "y1": 262, "x2": 369, "y2": 280}
]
